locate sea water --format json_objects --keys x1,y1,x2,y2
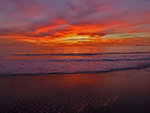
[{"x1": 0, "y1": 45, "x2": 150, "y2": 76}]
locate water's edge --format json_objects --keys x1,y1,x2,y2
[{"x1": 0, "y1": 64, "x2": 149, "y2": 77}]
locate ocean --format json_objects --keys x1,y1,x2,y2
[{"x1": 0, "y1": 45, "x2": 150, "y2": 76}]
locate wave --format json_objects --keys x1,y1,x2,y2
[
  {"x1": 44, "y1": 58, "x2": 150, "y2": 62},
  {"x1": 4, "y1": 57, "x2": 150, "y2": 62},
  {"x1": 0, "y1": 63, "x2": 150, "y2": 77},
  {"x1": 12, "y1": 51, "x2": 150, "y2": 56}
]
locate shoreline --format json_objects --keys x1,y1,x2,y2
[
  {"x1": 0, "y1": 68, "x2": 150, "y2": 113},
  {"x1": 0, "y1": 65, "x2": 150, "y2": 77}
]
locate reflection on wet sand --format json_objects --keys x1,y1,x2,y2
[{"x1": 0, "y1": 68, "x2": 150, "y2": 113}]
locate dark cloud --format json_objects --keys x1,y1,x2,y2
[{"x1": 77, "y1": 32, "x2": 107, "y2": 37}]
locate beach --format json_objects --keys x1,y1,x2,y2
[
  {"x1": 1, "y1": 0, "x2": 150, "y2": 112},
  {"x1": 0, "y1": 68, "x2": 150, "y2": 113}
]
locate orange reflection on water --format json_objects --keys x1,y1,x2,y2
[{"x1": 1, "y1": 45, "x2": 104, "y2": 60}]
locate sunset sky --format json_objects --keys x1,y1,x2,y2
[{"x1": 0, "y1": 0, "x2": 150, "y2": 46}]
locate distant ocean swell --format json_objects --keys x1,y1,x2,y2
[
  {"x1": 9, "y1": 51, "x2": 150, "y2": 56},
  {"x1": 43, "y1": 58, "x2": 150, "y2": 62},
  {"x1": 1, "y1": 58, "x2": 150, "y2": 62}
]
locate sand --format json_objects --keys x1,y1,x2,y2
[{"x1": 0, "y1": 68, "x2": 150, "y2": 113}]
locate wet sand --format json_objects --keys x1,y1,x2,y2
[{"x1": 0, "y1": 68, "x2": 150, "y2": 113}]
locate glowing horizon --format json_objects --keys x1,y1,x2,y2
[{"x1": 0, "y1": 0, "x2": 150, "y2": 46}]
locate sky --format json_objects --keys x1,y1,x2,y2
[{"x1": 0, "y1": 0, "x2": 150, "y2": 46}]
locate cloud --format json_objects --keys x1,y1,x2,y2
[{"x1": 0, "y1": 0, "x2": 150, "y2": 45}]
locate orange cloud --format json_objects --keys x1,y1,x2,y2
[{"x1": 0, "y1": 0, "x2": 150, "y2": 46}]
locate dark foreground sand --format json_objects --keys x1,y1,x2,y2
[{"x1": 0, "y1": 68, "x2": 150, "y2": 113}]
